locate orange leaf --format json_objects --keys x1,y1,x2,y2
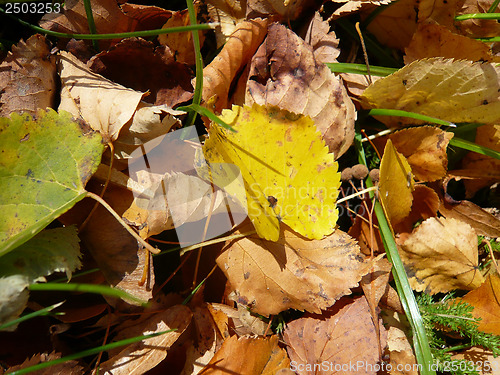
[{"x1": 462, "y1": 274, "x2": 500, "y2": 335}]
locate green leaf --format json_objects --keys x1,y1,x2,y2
[
  {"x1": 0, "y1": 109, "x2": 103, "y2": 255},
  {"x1": 0, "y1": 226, "x2": 81, "y2": 330}
]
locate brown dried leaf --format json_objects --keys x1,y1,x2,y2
[
  {"x1": 461, "y1": 124, "x2": 500, "y2": 197},
  {"x1": 329, "y1": 0, "x2": 393, "y2": 20},
  {"x1": 61, "y1": 183, "x2": 154, "y2": 302},
  {"x1": 120, "y1": 3, "x2": 173, "y2": 30},
  {"x1": 89, "y1": 38, "x2": 193, "y2": 107},
  {"x1": 386, "y1": 326, "x2": 419, "y2": 375},
  {"x1": 379, "y1": 140, "x2": 414, "y2": 225},
  {"x1": 100, "y1": 305, "x2": 192, "y2": 374},
  {"x1": 283, "y1": 296, "x2": 387, "y2": 375},
  {"x1": 400, "y1": 217, "x2": 485, "y2": 294},
  {"x1": 0, "y1": 35, "x2": 56, "y2": 117},
  {"x1": 405, "y1": 23, "x2": 498, "y2": 64},
  {"x1": 209, "y1": 303, "x2": 269, "y2": 337},
  {"x1": 206, "y1": 0, "x2": 246, "y2": 47},
  {"x1": 361, "y1": 257, "x2": 393, "y2": 317},
  {"x1": 40, "y1": 0, "x2": 135, "y2": 49},
  {"x1": 201, "y1": 335, "x2": 289, "y2": 375},
  {"x1": 451, "y1": 347, "x2": 500, "y2": 374},
  {"x1": 438, "y1": 196, "x2": 500, "y2": 238},
  {"x1": 216, "y1": 225, "x2": 367, "y2": 316},
  {"x1": 7, "y1": 351, "x2": 83, "y2": 374},
  {"x1": 58, "y1": 51, "x2": 144, "y2": 141},
  {"x1": 462, "y1": 274, "x2": 500, "y2": 336},
  {"x1": 246, "y1": 0, "x2": 312, "y2": 20},
  {"x1": 456, "y1": 0, "x2": 500, "y2": 38},
  {"x1": 301, "y1": 12, "x2": 340, "y2": 64},
  {"x1": 158, "y1": 9, "x2": 206, "y2": 66},
  {"x1": 202, "y1": 18, "x2": 269, "y2": 114},
  {"x1": 389, "y1": 126, "x2": 454, "y2": 182},
  {"x1": 365, "y1": 0, "x2": 419, "y2": 50},
  {"x1": 361, "y1": 58, "x2": 500, "y2": 128},
  {"x1": 245, "y1": 23, "x2": 355, "y2": 158},
  {"x1": 394, "y1": 185, "x2": 440, "y2": 234}
]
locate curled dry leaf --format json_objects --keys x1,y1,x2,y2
[
  {"x1": 329, "y1": 0, "x2": 394, "y2": 20},
  {"x1": 100, "y1": 305, "x2": 192, "y2": 374},
  {"x1": 399, "y1": 217, "x2": 485, "y2": 294},
  {"x1": 302, "y1": 12, "x2": 340, "y2": 64},
  {"x1": 206, "y1": 0, "x2": 246, "y2": 47},
  {"x1": 216, "y1": 225, "x2": 368, "y2": 316},
  {"x1": 245, "y1": 23, "x2": 355, "y2": 158},
  {"x1": 379, "y1": 140, "x2": 414, "y2": 225},
  {"x1": 462, "y1": 273, "x2": 500, "y2": 336},
  {"x1": 404, "y1": 23, "x2": 498, "y2": 64},
  {"x1": 394, "y1": 185, "x2": 439, "y2": 234},
  {"x1": 388, "y1": 126, "x2": 453, "y2": 182},
  {"x1": 361, "y1": 58, "x2": 500, "y2": 128},
  {"x1": 202, "y1": 18, "x2": 269, "y2": 114},
  {"x1": 0, "y1": 35, "x2": 56, "y2": 117},
  {"x1": 246, "y1": 0, "x2": 312, "y2": 20},
  {"x1": 455, "y1": 0, "x2": 500, "y2": 38},
  {"x1": 283, "y1": 296, "x2": 387, "y2": 375},
  {"x1": 201, "y1": 335, "x2": 289, "y2": 375}
]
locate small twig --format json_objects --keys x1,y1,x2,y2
[{"x1": 355, "y1": 22, "x2": 372, "y2": 84}]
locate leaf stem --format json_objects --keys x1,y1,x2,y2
[{"x1": 85, "y1": 191, "x2": 160, "y2": 254}]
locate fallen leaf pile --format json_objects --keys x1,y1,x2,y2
[{"x1": 0, "y1": 0, "x2": 499, "y2": 373}]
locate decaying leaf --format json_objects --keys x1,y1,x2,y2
[
  {"x1": 394, "y1": 185, "x2": 440, "y2": 234},
  {"x1": 400, "y1": 217, "x2": 485, "y2": 294},
  {"x1": 361, "y1": 58, "x2": 500, "y2": 127},
  {"x1": 283, "y1": 296, "x2": 387, "y2": 375},
  {"x1": 462, "y1": 273, "x2": 500, "y2": 336},
  {"x1": 201, "y1": 335, "x2": 289, "y2": 375},
  {"x1": 451, "y1": 347, "x2": 500, "y2": 374},
  {"x1": 302, "y1": 12, "x2": 340, "y2": 64},
  {"x1": 202, "y1": 18, "x2": 269, "y2": 114},
  {"x1": 379, "y1": 140, "x2": 414, "y2": 225},
  {"x1": 245, "y1": 23, "x2": 355, "y2": 158},
  {"x1": 0, "y1": 109, "x2": 103, "y2": 255},
  {"x1": 388, "y1": 126, "x2": 453, "y2": 182},
  {"x1": 100, "y1": 305, "x2": 192, "y2": 374},
  {"x1": 0, "y1": 34, "x2": 56, "y2": 117},
  {"x1": 202, "y1": 104, "x2": 341, "y2": 241},
  {"x1": 455, "y1": 0, "x2": 500, "y2": 38},
  {"x1": 328, "y1": 0, "x2": 394, "y2": 19},
  {"x1": 216, "y1": 225, "x2": 367, "y2": 316},
  {"x1": 7, "y1": 351, "x2": 83, "y2": 374}
]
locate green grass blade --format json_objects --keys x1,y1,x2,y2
[
  {"x1": 449, "y1": 137, "x2": 500, "y2": 159},
  {"x1": 367, "y1": 108, "x2": 455, "y2": 126},
  {"x1": 82, "y1": 0, "x2": 99, "y2": 51},
  {"x1": 455, "y1": 13, "x2": 500, "y2": 20},
  {"x1": 488, "y1": 0, "x2": 500, "y2": 12},
  {"x1": 28, "y1": 283, "x2": 148, "y2": 306},
  {"x1": 0, "y1": 301, "x2": 64, "y2": 331},
  {"x1": 185, "y1": 0, "x2": 203, "y2": 127},
  {"x1": 177, "y1": 104, "x2": 237, "y2": 132},
  {"x1": 0, "y1": 8, "x2": 214, "y2": 40},
  {"x1": 8, "y1": 330, "x2": 175, "y2": 375},
  {"x1": 354, "y1": 133, "x2": 435, "y2": 375},
  {"x1": 326, "y1": 62, "x2": 397, "y2": 77}
]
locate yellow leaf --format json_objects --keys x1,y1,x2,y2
[
  {"x1": 379, "y1": 139, "x2": 414, "y2": 224},
  {"x1": 201, "y1": 104, "x2": 341, "y2": 241},
  {"x1": 361, "y1": 58, "x2": 500, "y2": 128}
]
